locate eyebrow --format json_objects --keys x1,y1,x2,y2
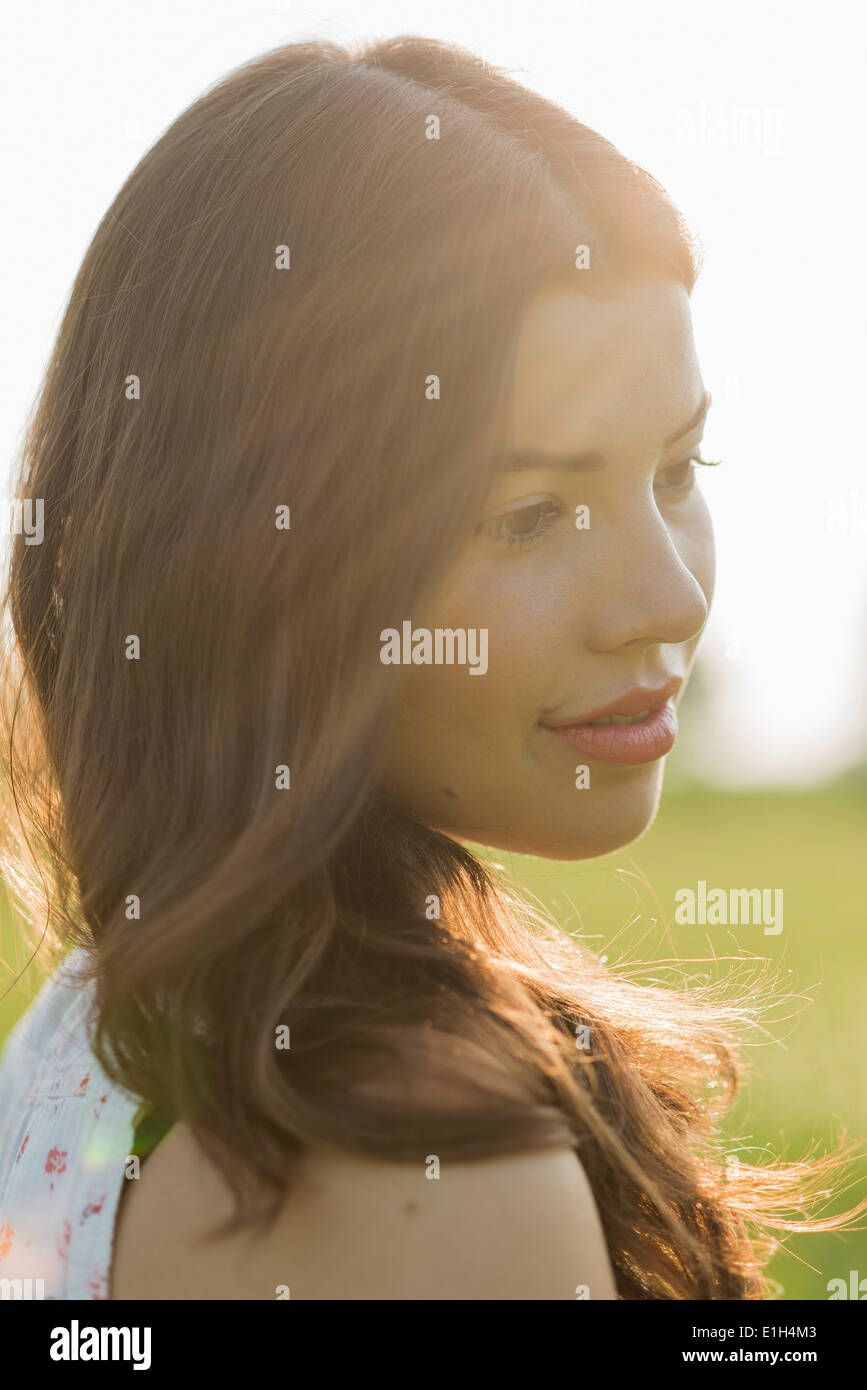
[{"x1": 502, "y1": 390, "x2": 712, "y2": 472}]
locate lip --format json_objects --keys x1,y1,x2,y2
[{"x1": 539, "y1": 677, "x2": 682, "y2": 766}]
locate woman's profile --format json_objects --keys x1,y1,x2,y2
[{"x1": 0, "y1": 34, "x2": 859, "y2": 1301}]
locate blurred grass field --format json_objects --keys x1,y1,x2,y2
[
  {"x1": 2, "y1": 779, "x2": 865, "y2": 1300},
  {"x1": 481, "y1": 776, "x2": 867, "y2": 1300}
]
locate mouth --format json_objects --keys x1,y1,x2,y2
[{"x1": 539, "y1": 678, "x2": 682, "y2": 766}]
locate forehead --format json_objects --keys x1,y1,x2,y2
[{"x1": 506, "y1": 278, "x2": 702, "y2": 454}]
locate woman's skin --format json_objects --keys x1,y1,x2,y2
[
  {"x1": 112, "y1": 276, "x2": 711, "y2": 1299},
  {"x1": 112, "y1": 1123, "x2": 619, "y2": 1299},
  {"x1": 383, "y1": 277, "x2": 714, "y2": 858}
]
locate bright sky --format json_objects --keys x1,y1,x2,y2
[{"x1": 3, "y1": 0, "x2": 865, "y2": 786}]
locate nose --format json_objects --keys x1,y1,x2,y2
[{"x1": 581, "y1": 505, "x2": 710, "y2": 652}]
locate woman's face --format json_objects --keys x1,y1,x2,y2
[{"x1": 381, "y1": 277, "x2": 715, "y2": 859}]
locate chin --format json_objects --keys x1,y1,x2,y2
[
  {"x1": 466, "y1": 768, "x2": 665, "y2": 861},
  {"x1": 539, "y1": 813, "x2": 658, "y2": 862},
  {"x1": 459, "y1": 808, "x2": 658, "y2": 861}
]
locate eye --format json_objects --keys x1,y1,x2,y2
[
  {"x1": 478, "y1": 498, "x2": 563, "y2": 549},
  {"x1": 655, "y1": 455, "x2": 721, "y2": 495}
]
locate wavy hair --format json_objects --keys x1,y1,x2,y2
[{"x1": 1, "y1": 35, "x2": 861, "y2": 1299}]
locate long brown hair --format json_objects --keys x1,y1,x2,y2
[{"x1": 1, "y1": 34, "x2": 861, "y2": 1299}]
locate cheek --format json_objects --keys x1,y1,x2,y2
[
  {"x1": 385, "y1": 556, "x2": 575, "y2": 775},
  {"x1": 430, "y1": 553, "x2": 574, "y2": 716}
]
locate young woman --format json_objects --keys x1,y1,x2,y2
[{"x1": 0, "y1": 35, "x2": 857, "y2": 1301}]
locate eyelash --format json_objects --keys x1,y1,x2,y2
[
  {"x1": 480, "y1": 457, "x2": 722, "y2": 550},
  {"x1": 656, "y1": 455, "x2": 721, "y2": 492},
  {"x1": 479, "y1": 498, "x2": 563, "y2": 549}
]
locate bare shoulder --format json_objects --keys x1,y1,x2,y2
[
  {"x1": 276, "y1": 1139, "x2": 619, "y2": 1301},
  {"x1": 113, "y1": 1118, "x2": 617, "y2": 1300}
]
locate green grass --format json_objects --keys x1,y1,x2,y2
[
  {"x1": 2, "y1": 782, "x2": 865, "y2": 1300},
  {"x1": 477, "y1": 781, "x2": 867, "y2": 1300}
]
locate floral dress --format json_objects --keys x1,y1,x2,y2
[{"x1": 0, "y1": 949, "x2": 141, "y2": 1299}]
